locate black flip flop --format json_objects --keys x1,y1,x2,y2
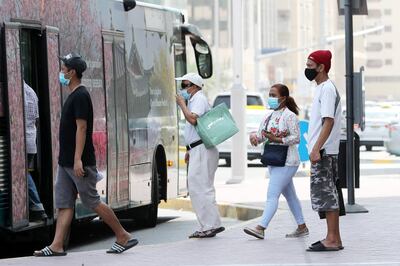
[
  {"x1": 106, "y1": 238, "x2": 138, "y2": 254},
  {"x1": 307, "y1": 241, "x2": 340, "y2": 252},
  {"x1": 211, "y1": 226, "x2": 225, "y2": 235},
  {"x1": 311, "y1": 240, "x2": 344, "y2": 250},
  {"x1": 189, "y1": 231, "x2": 204, "y2": 238},
  {"x1": 189, "y1": 230, "x2": 216, "y2": 238},
  {"x1": 33, "y1": 246, "x2": 67, "y2": 257}
]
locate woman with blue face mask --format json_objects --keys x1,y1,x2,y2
[{"x1": 244, "y1": 84, "x2": 308, "y2": 240}]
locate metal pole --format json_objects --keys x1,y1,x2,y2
[
  {"x1": 227, "y1": 0, "x2": 246, "y2": 184},
  {"x1": 344, "y1": 0, "x2": 368, "y2": 213},
  {"x1": 344, "y1": 0, "x2": 355, "y2": 205},
  {"x1": 254, "y1": 0, "x2": 261, "y2": 92},
  {"x1": 214, "y1": 0, "x2": 220, "y2": 94}
]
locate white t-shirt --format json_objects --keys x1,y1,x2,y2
[
  {"x1": 307, "y1": 79, "x2": 342, "y2": 155},
  {"x1": 184, "y1": 90, "x2": 210, "y2": 145}
]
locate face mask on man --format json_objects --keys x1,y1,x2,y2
[
  {"x1": 59, "y1": 72, "x2": 70, "y2": 86},
  {"x1": 304, "y1": 68, "x2": 318, "y2": 81},
  {"x1": 180, "y1": 89, "x2": 191, "y2": 100},
  {"x1": 268, "y1": 97, "x2": 280, "y2": 110}
]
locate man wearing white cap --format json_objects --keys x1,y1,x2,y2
[{"x1": 175, "y1": 73, "x2": 225, "y2": 238}]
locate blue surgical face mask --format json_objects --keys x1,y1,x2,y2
[
  {"x1": 180, "y1": 89, "x2": 191, "y2": 100},
  {"x1": 59, "y1": 72, "x2": 70, "y2": 86},
  {"x1": 268, "y1": 97, "x2": 280, "y2": 110}
]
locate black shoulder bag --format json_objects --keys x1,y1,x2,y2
[{"x1": 260, "y1": 114, "x2": 289, "y2": 167}]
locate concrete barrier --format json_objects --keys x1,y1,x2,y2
[{"x1": 160, "y1": 198, "x2": 263, "y2": 221}]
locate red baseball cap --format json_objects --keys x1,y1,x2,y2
[{"x1": 308, "y1": 50, "x2": 332, "y2": 73}]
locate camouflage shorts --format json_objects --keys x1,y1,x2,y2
[{"x1": 310, "y1": 155, "x2": 339, "y2": 212}]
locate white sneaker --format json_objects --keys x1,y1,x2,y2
[
  {"x1": 243, "y1": 227, "x2": 265, "y2": 239},
  {"x1": 285, "y1": 227, "x2": 309, "y2": 238}
]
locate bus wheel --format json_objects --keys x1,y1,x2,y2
[{"x1": 137, "y1": 162, "x2": 160, "y2": 228}]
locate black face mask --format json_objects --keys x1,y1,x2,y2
[{"x1": 304, "y1": 68, "x2": 318, "y2": 81}]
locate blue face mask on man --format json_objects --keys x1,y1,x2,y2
[
  {"x1": 268, "y1": 97, "x2": 280, "y2": 110},
  {"x1": 180, "y1": 89, "x2": 191, "y2": 101},
  {"x1": 59, "y1": 72, "x2": 70, "y2": 86}
]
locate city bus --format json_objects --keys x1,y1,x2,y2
[{"x1": 0, "y1": 0, "x2": 212, "y2": 240}]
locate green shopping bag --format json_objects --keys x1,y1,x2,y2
[{"x1": 195, "y1": 103, "x2": 239, "y2": 148}]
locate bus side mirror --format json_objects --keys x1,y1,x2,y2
[
  {"x1": 192, "y1": 40, "x2": 213, "y2": 79},
  {"x1": 123, "y1": 0, "x2": 136, "y2": 12},
  {"x1": 181, "y1": 23, "x2": 213, "y2": 79}
]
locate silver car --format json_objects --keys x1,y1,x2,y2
[
  {"x1": 358, "y1": 106, "x2": 399, "y2": 151},
  {"x1": 385, "y1": 121, "x2": 400, "y2": 156}
]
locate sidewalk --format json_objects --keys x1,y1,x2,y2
[{"x1": 2, "y1": 165, "x2": 400, "y2": 265}]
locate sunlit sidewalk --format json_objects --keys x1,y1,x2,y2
[{"x1": 3, "y1": 169, "x2": 400, "y2": 265}]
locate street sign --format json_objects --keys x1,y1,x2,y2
[
  {"x1": 337, "y1": 0, "x2": 368, "y2": 15},
  {"x1": 353, "y1": 67, "x2": 365, "y2": 131},
  {"x1": 298, "y1": 120, "x2": 309, "y2": 162}
]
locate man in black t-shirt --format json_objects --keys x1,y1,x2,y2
[{"x1": 34, "y1": 53, "x2": 137, "y2": 257}]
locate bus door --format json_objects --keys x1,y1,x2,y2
[
  {"x1": 0, "y1": 21, "x2": 60, "y2": 230},
  {"x1": 20, "y1": 24, "x2": 61, "y2": 225},
  {"x1": 172, "y1": 43, "x2": 188, "y2": 196},
  {"x1": 1, "y1": 22, "x2": 28, "y2": 230},
  {"x1": 40, "y1": 26, "x2": 61, "y2": 220},
  {"x1": 102, "y1": 31, "x2": 130, "y2": 208}
]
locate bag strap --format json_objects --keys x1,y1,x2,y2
[
  {"x1": 332, "y1": 83, "x2": 340, "y2": 115},
  {"x1": 264, "y1": 113, "x2": 273, "y2": 131},
  {"x1": 320, "y1": 81, "x2": 340, "y2": 126}
]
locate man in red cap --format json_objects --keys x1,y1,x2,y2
[{"x1": 305, "y1": 50, "x2": 344, "y2": 252}]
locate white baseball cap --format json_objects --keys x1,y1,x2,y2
[{"x1": 175, "y1": 73, "x2": 204, "y2": 89}]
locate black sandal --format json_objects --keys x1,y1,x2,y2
[
  {"x1": 106, "y1": 239, "x2": 138, "y2": 254},
  {"x1": 189, "y1": 230, "x2": 216, "y2": 238},
  {"x1": 211, "y1": 226, "x2": 225, "y2": 235},
  {"x1": 33, "y1": 246, "x2": 67, "y2": 257},
  {"x1": 311, "y1": 240, "x2": 344, "y2": 250},
  {"x1": 307, "y1": 241, "x2": 340, "y2": 252}
]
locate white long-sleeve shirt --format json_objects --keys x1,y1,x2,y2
[{"x1": 256, "y1": 108, "x2": 300, "y2": 166}]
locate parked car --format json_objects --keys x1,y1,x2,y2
[
  {"x1": 358, "y1": 106, "x2": 399, "y2": 151},
  {"x1": 212, "y1": 91, "x2": 266, "y2": 108},
  {"x1": 218, "y1": 106, "x2": 272, "y2": 166},
  {"x1": 385, "y1": 122, "x2": 400, "y2": 156}
]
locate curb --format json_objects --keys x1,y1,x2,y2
[
  {"x1": 160, "y1": 198, "x2": 263, "y2": 221},
  {"x1": 371, "y1": 159, "x2": 397, "y2": 164}
]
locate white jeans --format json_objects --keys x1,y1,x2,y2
[
  {"x1": 188, "y1": 144, "x2": 221, "y2": 231},
  {"x1": 259, "y1": 165, "x2": 305, "y2": 228}
]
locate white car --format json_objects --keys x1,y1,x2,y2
[
  {"x1": 217, "y1": 106, "x2": 272, "y2": 166},
  {"x1": 212, "y1": 91, "x2": 266, "y2": 109}
]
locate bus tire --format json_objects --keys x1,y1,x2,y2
[{"x1": 137, "y1": 161, "x2": 159, "y2": 228}]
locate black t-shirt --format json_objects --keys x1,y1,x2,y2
[{"x1": 58, "y1": 86, "x2": 96, "y2": 167}]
